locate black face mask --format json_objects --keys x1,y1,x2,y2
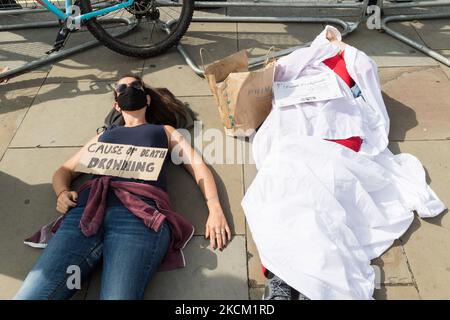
[{"x1": 116, "y1": 86, "x2": 148, "y2": 111}]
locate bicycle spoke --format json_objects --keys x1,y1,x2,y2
[{"x1": 82, "y1": 0, "x2": 192, "y2": 55}]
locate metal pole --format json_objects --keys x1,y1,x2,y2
[
  {"x1": 0, "y1": 0, "x2": 364, "y2": 81},
  {"x1": 169, "y1": 0, "x2": 369, "y2": 77},
  {"x1": 0, "y1": 21, "x2": 60, "y2": 31},
  {"x1": 193, "y1": 1, "x2": 364, "y2": 9},
  {"x1": 381, "y1": 12, "x2": 450, "y2": 67},
  {"x1": 0, "y1": 8, "x2": 47, "y2": 15},
  {"x1": 0, "y1": 3, "x2": 110, "y2": 16},
  {"x1": 173, "y1": 17, "x2": 359, "y2": 77},
  {"x1": 0, "y1": 18, "x2": 136, "y2": 82},
  {"x1": 382, "y1": 0, "x2": 450, "y2": 9},
  {"x1": 13, "y1": 0, "x2": 446, "y2": 81}
]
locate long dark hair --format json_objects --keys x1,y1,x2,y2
[{"x1": 113, "y1": 73, "x2": 187, "y2": 127}]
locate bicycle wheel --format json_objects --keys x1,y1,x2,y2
[{"x1": 79, "y1": 0, "x2": 195, "y2": 58}]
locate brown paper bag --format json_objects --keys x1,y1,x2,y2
[{"x1": 203, "y1": 49, "x2": 275, "y2": 137}]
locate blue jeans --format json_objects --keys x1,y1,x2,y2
[{"x1": 14, "y1": 205, "x2": 171, "y2": 300}]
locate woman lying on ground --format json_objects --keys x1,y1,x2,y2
[{"x1": 15, "y1": 74, "x2": 232, "y2": 300}]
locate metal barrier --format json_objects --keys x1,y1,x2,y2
[
  {"x1": 0, "y1": 0, "x2": 449, "y2": 81},
  {"x1": 0, "y1": 1, "x2": 133, "y2": 81},
  {"x1": 380, "y1": 1, "x2": 450, "y2": 66},
  {"x1": 0, "y1": 18, "x2": 135, "y2": 83},
  {"x1": 0, "y1": 0, "x2": 367, "y2": 81},
  {"x1": 177, "y1": 1, "x2": 368, "y2": 76}
]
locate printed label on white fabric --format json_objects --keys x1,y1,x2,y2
[
  {"x1": 75, "y1": 142, "x2": 167, "y2": 181},
  {"x1": 273, "y1": 71, "x2": 344, "y2": 108}
]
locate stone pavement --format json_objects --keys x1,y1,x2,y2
[{"x1": 0, "y1": 6, "x2": 449, "y2": 300}]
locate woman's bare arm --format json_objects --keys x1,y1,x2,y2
[
  {"x1": 52, "y1": 134, "x2": 100, "y2": 214},
  {"x1": 164, "y1": 125, "x2": 231, "y2": 250}
]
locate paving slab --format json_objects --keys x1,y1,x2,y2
[
  {"x1": 249, "y1": 286, "x2": 264, "y2": 300},
  {"x1": 379, "y1": 66, "x2": 450, "y2": 141},
  {"x1": 193, "y1": 7, "x2": 227, "y2": 18},
  {"x1": 411, "y1": 19, "x2": 450, "y2": 51},
  {"x1": 243, "y1": 161, "x2": 257, "y2": 193},
  {"x1": 388, "y1": 140, "x2": 450, "y2": 299},
  {"x1": 84, "y1": 235, "x2": 248, "y2": 300},
  {"x1": 438, "y1": 49, "x2": 450, "y2": 58},
  {"x1": 346, "y1": 23, "x2": 439, "y2": 67},
  {"x1": 0, "y1": 13, "x2": 143, "y2": 79},
  {"x1": 374, "y1": 285, "x2": 421, "y2": 300},
  {"x1": 246, "y1": 222, "x2": 266, "y2": 288},
  {"x1": 0, "y1": 147, "x2": 83, "y2": 299},
  {"x1": 410, "y1": 19, "x2": 450, "y2": 32},
  {"x1": 141, "y1": 49, "x2": 210, "y2": 97},
  {"x1": 9, "y1": 81, "x2": 115, "y2": 147},
  {"x1": 46, "y1": 30, "x2": 145, "y2": 83},
  {"x1": 371, "y1": 240, "x2": 413, "y2": 285},
  {"x1": 0, "y1": 71, "x2": 47, "y2": 159},
  {"x1": 0, "y1": 28, "x2": 55, "y2": 71},
  {"x1": 440, "y1": 63, "x2": 450, "y2": 80},
  {"x1": 237, "y1": 22, "x2": 324, "y2": 58},
  {"x1": 402, "y1": 214, "x2": 450, "y2": 299},
  {"x1": 241, "y1": 141, "x2": 263, "y2": 288},
  {"x1": 141, "y1": 23, "x2": 237, "y2": 97},
  {"x1": 181, "y1": 96, "x2": 252, "y2": 165},
  {"x1": 413, "y1": 29, "x2": 450, "y2": 51},
  {"x1": 0, "y1": 11, "x2": 55, "y2": 25},
  {"x1": 180, "y1": 22, "x2": 238, "y2": 68},
  {"x1": 166, "y1": 162, "x2": 245, "y2": 236},
  {"x1": 176, "y1": 96, "x2": 246, "y2": 235}
]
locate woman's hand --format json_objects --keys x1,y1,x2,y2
[
  {"x1": 164, "y1": 125, "x2": 233, "y2": 251},
  {"x1": 205, "y1": 202, "x2": 232, "y2": 251},
  {"x1": 56, "y1": 190, "x2": 78, "y2": 214}
]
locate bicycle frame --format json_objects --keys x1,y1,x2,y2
[{"x1": 37, "y1": 0, "x2": 135, "y2": 24}]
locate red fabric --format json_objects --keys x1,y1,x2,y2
[
  {"x1": 26, "y1": 176, "x2": 194, "y2": 272},
  {"x1": 322, "y1": 51, "x2": 362, "y2": 153},
  {"x1": 323, "y1": 51, "x2": 362, "y2": 152},
  {"x1": 262, "y1": 266, "x2": 268, "y2": 277},
  {"x1": 322, "y1": 50, "x2": 355, "y2": 88},
  {"x1": 79, "y1": 176, "x2": 166, "y2": 236},
  {"x1": 325, "y1": 136, "x2": 363, "y2": 152}
]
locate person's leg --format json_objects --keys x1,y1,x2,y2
[
  {"x1": 100, "y1": 206, "x2": 171, "y2": 300},
  {"x1": 14, "y1": 207, "x2": 103, "y2": 300}
]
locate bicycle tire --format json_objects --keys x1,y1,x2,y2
[{"x1": 79, "y1": 0, "x2": 194, "y2": 58}]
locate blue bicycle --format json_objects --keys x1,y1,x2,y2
[{"x1": 2, "y1": 0, "x2": 194, "y2": 57}]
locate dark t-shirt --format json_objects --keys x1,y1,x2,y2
[{"x1": 76, "y1": 123, "x2": 169, "y2": 207}]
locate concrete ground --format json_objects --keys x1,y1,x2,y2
[{"x1": 0, "y1": 4, "x2": 449, "y2": 300}]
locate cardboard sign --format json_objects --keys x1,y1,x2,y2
[
  {"x1": 273, "y1": 71, "x2": 343, "y2": 108},
  {"x1": 75, "y1": 142, "x2": 168, "y2": 181}
]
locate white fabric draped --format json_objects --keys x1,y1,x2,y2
[{"x1": 241, "y1": 26, "x2": 446, "y2": 300}]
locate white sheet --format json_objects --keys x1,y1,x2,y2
[{"x1": 241, "y1": 26, "x2": 446, "y2": 300}]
